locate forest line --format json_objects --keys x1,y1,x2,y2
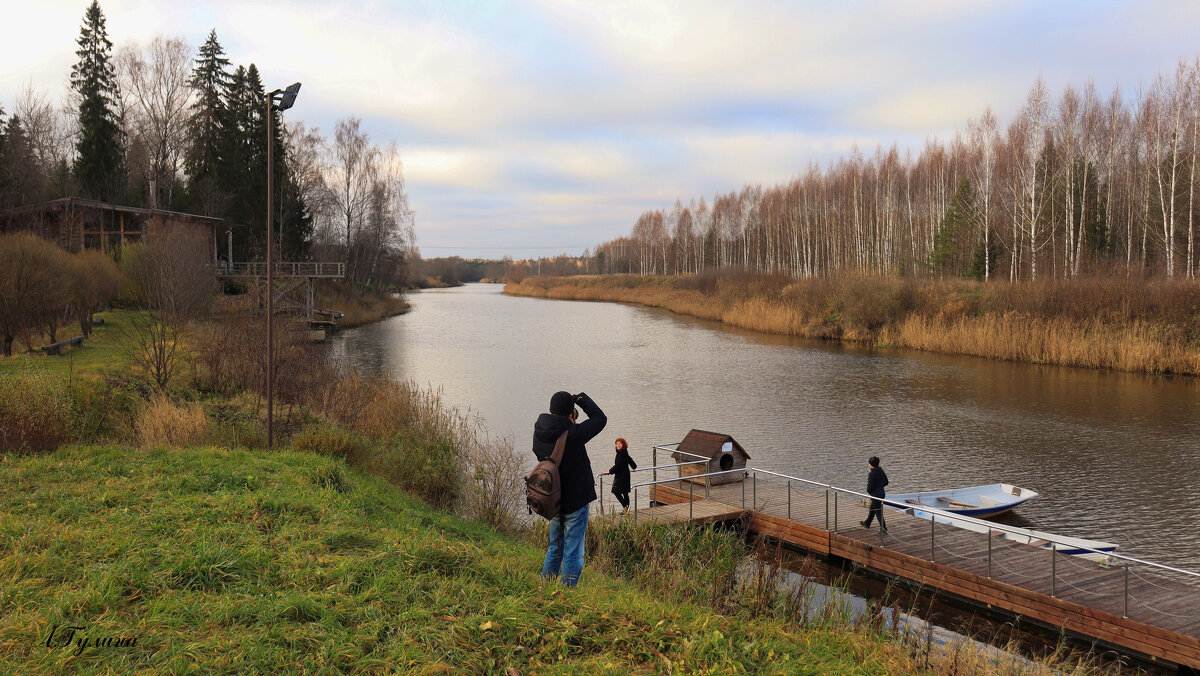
[{"x1": 593, "y1": 59, "x2": 1200, "y2": 283}]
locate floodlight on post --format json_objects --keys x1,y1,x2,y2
[{"x1": 264, "y1": 81, "x2": 301, "y2": 450}]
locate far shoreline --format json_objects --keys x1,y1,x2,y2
[{"x1": 503, "y1": 273, "x2": 1200, "y2": 378}]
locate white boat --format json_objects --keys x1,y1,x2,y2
[
  {"x1": 905, "y1": 507, "x2": 1119, "y2": 563},
  {"x1": 887, "y1": 483, "x2": 1038, "y2": 519}
]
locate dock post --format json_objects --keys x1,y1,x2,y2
[
  {"x1": 824, "y1": 490, "x2": 829, "y2": 531},
  {"x1": 787, "y1": 481, "x2": 791, "y2": 521},
  {"x1": 1123, "y1": 563, "x2": 1129, "y2": 618},
  {"x1": 930, "y1": 518, "x2": 936, "y2": 563},
  {"x1": 987, "y1": 529, "x2": 992, "y2": 579},
  {"x1": 1051, "y1": 547, "x2": 1057, "y2": 598},
  {"x1": 689, "y1": 480, "x2": 694, "y2": 521},
  {"x1": 833, "y1": 491, "x2": 838, "y2": 532}
]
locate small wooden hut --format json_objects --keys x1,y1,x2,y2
[{"x1": 672, "y1": 429, "x2": 750, "y2": 486}]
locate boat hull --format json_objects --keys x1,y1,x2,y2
[{"x1": 887, "y1": 483, "x2": 1039, "y2": 520}]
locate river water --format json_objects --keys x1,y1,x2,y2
[{"x1": 331, "y1": 283, "x2": 1200, "y2": 570}]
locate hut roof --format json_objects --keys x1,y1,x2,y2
[{"x1": 672, "y1": 429, "x2": 751, "y2": 461}]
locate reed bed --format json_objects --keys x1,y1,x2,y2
[{"x1": 507, "y1": 273, "x2": 1200, "y2": 375}]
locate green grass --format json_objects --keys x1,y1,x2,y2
[
  {"x1": 0, "y1": 444, "x2": 923, "y2": 674},
  {"x1": 0, "y1": 311, "x2": 143, "y2": 381}
]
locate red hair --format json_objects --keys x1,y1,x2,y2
[{"x1": 615, "y1": 437, "x2": 628, "y2": 450}]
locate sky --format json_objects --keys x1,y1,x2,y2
[{"x1": 3, "y1": 1, "x2": 1200, "y2": 259}]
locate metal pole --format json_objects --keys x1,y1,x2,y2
[
  {"x1": 1051, "y1": 547, "x2": 1057, "y2": 598},
  {"x1": 824, "y1": 490, "x2": 829, "y2": 531},
  {"x1": 265, "y1": 95, "x2": 274, "y2": 450},
  {"x1": 599, "y1": 475, "x2": 604, "y2": 514},
  {"x1": 689, "y1": 479, "x2": 693, "y2": 521},
  {"x1": 652, "y1": 446, "x2": 657, "y2": 485},
  {"x1": 1123, "y1": 563, "x2": 1129, "y2": 618},
  {"x1": 931, "y1": 518, "x2": 936, "y2": 563},
  {"x1": 634, "y1": 487, "x2": 638, "y2": 523},
  {"x1": 987, "y1": 528, "x2": 992, "y2": 579},
  {"x1": 752, "y1": 473, "x2": 757, "y2": 510},
  {"x1": 833, "y1": 491, "x2": 838, "y2": 532},
  {"x1": 787, "y1": 481, "x2": 791, "y2": 521},
  {"x1": 742, "y1": 473, "x2": 746, "y2": 509},
  {"x1": 704, "y1": 474, "x2": 709, "y2": 499}
]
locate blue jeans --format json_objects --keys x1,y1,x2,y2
[{"x1": 542, "y1": 504, "x2": 589, "y2": 586}]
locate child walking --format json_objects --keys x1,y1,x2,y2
[{"x1": 608, "y1": 437, "x2": 637, "y2": 513}]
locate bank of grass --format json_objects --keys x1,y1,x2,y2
[
  {"x1": 0, "y1": 444, "x2": 934, "y2": 674},
  {"x1": 506, "y1": 272, "x2": 1200, "y2": 376},
  {"x1": 319, "y1": 280, "x2": 411, "y2": 328},
  {"x1": 0, "y1": 311, "x2": 144, "y2": 380}
]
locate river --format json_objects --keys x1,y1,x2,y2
[{"x1": 330, "y1": 283, "x2": 1200, "y2": 569}]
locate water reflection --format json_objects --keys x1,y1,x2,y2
[{"x1": 330, "y1": 283, "x2": 1200, "y2": 569}]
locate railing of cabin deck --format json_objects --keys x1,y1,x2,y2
[
  {"x1": 217, "y1": 261, "x2": 345, "y2": 278},
  {"x1": 611, "y1": 456, "x2": 1200, "y2": 623}
]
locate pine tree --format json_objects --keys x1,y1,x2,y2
[
  {"x1": 71, "y1": 0, "x2": 124, "y2": 202},
  {"x1": 276, "y1": 127, "x2": 312, "y2": 259},
  {"x1": 929, "y1": 178, "x2": 979, "y2": 276},
  {"x1": 186, "y1": 29, "x2": 233, "y2": 216},
  {"x1": 219, "y1": 64, "x2": 269, "y2": 259}
]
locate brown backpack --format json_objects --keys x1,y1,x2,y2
[{"x1": 525, "y1": 431, "x2": 567, "y2": 519}]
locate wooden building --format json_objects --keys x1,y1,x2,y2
[
  {"x1": 0, "y1": 197, "x2": 221, "y2": 261},
  {"x1": 672, "y1": 429, "x2": 751, "y2": 485}
]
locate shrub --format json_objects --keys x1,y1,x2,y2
[
  {"x1": 463, "y1": 433, "x2": 524, "y2": 533},
  {"x1": 291, "y1": 424, "x2": 363, "y2": 461},
  {"x1": 0, "y1": 368, "x2": 77, "y2": 453},
  {"x1": 136, "y1": 395, "x2": 209, "y2": 447},
  {"x1": 207, "y1": 405, "x2": 267, "y2": 450}
]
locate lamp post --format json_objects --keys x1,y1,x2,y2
[{"x1": 265, "y1": 82, "x2": 300, "y2": 449}]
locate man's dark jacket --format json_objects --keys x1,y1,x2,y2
[
  {"x1": 867, "y1": 466, "x2": 889, "y2": 498},
  {"x1": 532, "y1": 393, "x2": 607, "y2": 515}
]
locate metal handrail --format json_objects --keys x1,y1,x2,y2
[
  {"x1": 595, "y1": 460, "x2": 705, "y2": 479},
  {"x1": 741, "y1": 466, "x2": 1200, "y2": 580},
  {"x1": 630, "y1": 467, "x2": 747, "y2": 489},
  {"x1": 623, "y1": 460, "x2": 1200, "y2": 583}
]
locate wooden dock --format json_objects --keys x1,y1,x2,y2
[
  {"x1": 640, "y1": 477, "x2": 1200, "y2": 671},
  {"x1": 595, "y1": 500, "x2": 745, "y2": 526}
]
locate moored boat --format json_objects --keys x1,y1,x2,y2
[{"x1": 887, "y1": 483, "x2": 1038, "y2": 519}]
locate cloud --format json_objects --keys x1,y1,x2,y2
[
  {"x1": 852, "y1": 84, "x2": 1003, "y2": 134},
  {"x1": 6, "y1": 0, "x2": 1200, "y2": 258}
]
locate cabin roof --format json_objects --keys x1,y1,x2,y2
[
  {"x1": 672, "y1": 429, "x2": 751, "y2": 461},
  {"x1": 0, "y1": 197, "x2": 226, "y2": 225}
]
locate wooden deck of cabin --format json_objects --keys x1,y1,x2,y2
[{"x1": 633, "y1": 476, "x2": 1200, "y2": 670}]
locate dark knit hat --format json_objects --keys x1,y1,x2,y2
[{"x1": 550, "y1": 391, "x2": 575, "y2": 416}]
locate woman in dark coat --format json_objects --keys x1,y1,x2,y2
[{"x1": 608, "y1": 437, "x2": 637, "y2": 513}]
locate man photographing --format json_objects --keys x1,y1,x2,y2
[{"x1": 532, "y1": 391, "x2": 606, "y2": 586}]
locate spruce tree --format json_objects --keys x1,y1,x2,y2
[
  {"x1": 219, "y1": 64, "x2": 269, "y2": 259},
  {"x1": 186, "y1": 29, "x2": 232, "y2": 216},
  {"x1": 929, "y1": 178, "x2": 978, "y2": 276},
  {"x1": 71, "y1": 0, "x2": 124, "y2": 202}
]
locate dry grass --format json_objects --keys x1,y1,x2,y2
[
  {"x1": 507, "y1": 273, "x2": 1200, "y2": 375},
  {"x1": 0, "y1": 367, "x2": 77, "y2": 453},
  {"x1": 135, "y1": 395, "x2": 209, "y2": 448},
  {"x1": 319, "y1": 280, "x2": 410, "y2": 328}
]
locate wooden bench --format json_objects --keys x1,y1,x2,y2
[{"x1": 41, "y1": 335, "x2": 84, "y2": 355}]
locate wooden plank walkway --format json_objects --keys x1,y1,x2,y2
[
  {"x1": 646, "y1": 476, "x2": 1200, "y2": 670},
  {"x1": 595, "y1": 499, "x2": 746, "y2": 526}
]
